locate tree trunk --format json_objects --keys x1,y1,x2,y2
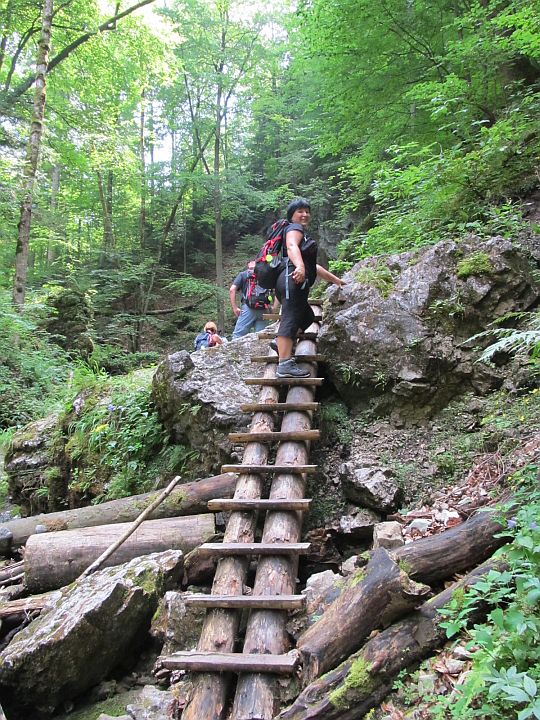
[
  {"x1": 24, "y1": 514, "x2": 216, "y2": 592},
  {"x1": 139, "y1": 90, "x2": 146, "y2": 249},
  {"x1": 12, "y1": 0, "x2": 53, "y2": 309},
  {"x1": 214, "y1": 81, "x2": 224, "y2": 331},
  {"x1": 96, "y1": 170, "x2": 114, "y2": 259},
  {"x1": 0, "y1": 0, "x2": 14, "y2": 76},
  {"x1": 46, "y1": 164, "x2": 60, "y2": 265},
  {"x1": 232, "y1": 343, "x2": 318, "y2": 720},
  {"x1": 391, "y1": 505, "x2": 506, "y2": 585},
  {"x1": 278, "y1": 559, "x2": 503, "y2": 720},
  {"x1": 296, "y1": 548, "x2": 431, "y2": 684},
  {"x1": 181, "y1": 365, "x2": 280, "y2": 720},
  {"x1": 0, "y1": 472, "x2": 237, "y2": 552}
]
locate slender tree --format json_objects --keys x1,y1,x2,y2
[{"x1": 12, "y1": 0, "x2": 54, "y2": 308}]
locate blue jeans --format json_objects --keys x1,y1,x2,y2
[{"x1": 232, "y1": 304, "x2": 268, "y2": 339}]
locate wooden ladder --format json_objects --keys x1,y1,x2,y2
[{"x1": 160, "y1": 301, "x2": 324, "y2": 720}]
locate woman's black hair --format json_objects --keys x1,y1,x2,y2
[{"x1": 286, "y1": 197, "x2": 311, "y2": 222}]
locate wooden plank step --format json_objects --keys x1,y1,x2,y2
[
  {"x1": 160, "y1": 651, "x2": 299, "y2": 674},
  {"x1": 258, "y1": 331, "x2": 318, "y2": 340},
  {"x1": 250, "y1": 355, "x2": 324, "y2": 364},
  {"x1": 262, "y1": 313, "x2": 281, "y2": 320},
  {"x1": 199, "y1": 542, "x2": 310, "y2": 556},
  {"x1": 208, "y1": 498, "x2": 312, "y2": 511},
  {"x1": 221, "y1": 464, "x2": 317, "y2": 474},
  {"x1": 228, "y1": 430, "x2": 320, "y2": 443},
  {"x1": 244, "y1": 377, "x2": 323, "y2": 387},
  {"x1": 240, "y1": 402, "x2": 320, "y2": 412},
  {"x1": 181, "y1": 593, "x2": 306, "y2": 609}
]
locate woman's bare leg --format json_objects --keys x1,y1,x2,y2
[{"x1": 277, "y1": 336, "x2": 294, "y2": 360}]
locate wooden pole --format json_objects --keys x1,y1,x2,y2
[
  {"x1": 0, "y1": 471, "x2": 237, "y2": 551},
  {"x1": 232, "y1": 332, "x2": 319, "y2": 720},
  {"x1": 80, "y1": 475, "x2": 182, "y2": 578}
]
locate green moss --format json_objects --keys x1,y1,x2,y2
[
  {"x1": 329, "y1": 657, "x2": 374, "y2": 709},
  {"x1": 349, "y1": 568, "x2": 366, "y2": 586},
  {"x1": 456, "y1": 251, "x2": 492, "y2": 278},
  {"x1": 355, "y1": 264, "x2": 395, "y2": 297}
]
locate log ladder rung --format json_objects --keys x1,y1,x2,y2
[
  {"x1": 250, "y1": 355, "x2": 324, "y2": 364},
  {"x1": 244, "y1": 377, "x2": 324, "y2": 387},
  {"x1": 160, "y1": 651, "x2": 300, "y2": 675},
  {"x1": 221, "y1": 464, "x2": 317, "y2": 474},
  {"x1": 208, "y1": 498, "x2": 312, "y2": 511},
  {"x1": 181, "y1": 593, "x2": 306, "y2": 609},
  {"x1": 262, "y1": 313, "x2": 281, "y2": 320},
  {"x1": 240, "y1": 402, "x2": 320, "y2": 412},
  {"x1": 228, "y1": 430, "x2": 320, "y2": 443},
  {"x1": 199, "y1": 542, "x2": 310, "y2": 556}
]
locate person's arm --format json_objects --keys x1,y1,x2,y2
[
  {"x1": 285, "y1": 230, "x2": 305, "y2": 285},
  {"x1": 229, "y1": 283, "x2": 241, "y2": 317},
  {"x1": 316, "y1": 264, "x2": 346, "y2": 286}
]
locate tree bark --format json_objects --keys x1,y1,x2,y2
[
  {"x1": 296, "y1": 547, "x2": 431, "y2": 684},
  {"x1": 24, "y1": 514, "x2": 215, "y2": 592},
  {"x1": 278, "y1": 559, "x2": 503, "y2": 720},
  {"x1": 392, "y1": 505, "x2": 506, "y2": 585},
  {"x1": 232, "y1": 338, "x2": 319, "y2": 720},
  {"x1": 181, "y1": 364, "x2": 280, "y2": 720},
  {"x1": 0, "y1": 472, "x2": 237, "y2": 552},
  {"x1": 12, "y1": 0, "x2": 53, "y2": 308}
]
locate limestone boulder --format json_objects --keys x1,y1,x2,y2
[
  {"x1": 0, "y1": 550, "x2": 183, "y2": 717},
  {"x1": 320, "y1": 236, "x2": 540, "y2": 418},
  {"x1": 339, "y1": 461, "x2": 403, "y2": 514},
  {"x1": 5, "y1": 414, "x2": 64, "y2": 516},
  {"x1": 152, "y1": 333, "x2": 270, "y2": 475}
]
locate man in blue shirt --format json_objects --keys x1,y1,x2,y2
[{"x1": 229, "y1": 260, "x2": 278, "y2": 339}]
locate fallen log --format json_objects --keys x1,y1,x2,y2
[
  {"x1": 278, "y1": 558, "x2": 502, "y2": 720},
  {"x1": 392, "y1": 505, "x2": 506, "y2": 585},
  {"x1": 0, "y1": 472, "x2": 237, "y2": 553},
  {"x1": 296, "y1": 547, "x2": 431, "y2": 684},
  {"x1": 24, "y1": 514, "x2": 215, "y2": 593}
]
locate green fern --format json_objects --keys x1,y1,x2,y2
[{"x1": 469, "y1": 312, "x2": 540, "y2": 363}]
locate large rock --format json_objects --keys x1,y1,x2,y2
[
  {"x1": 152, "y1": 333, "x2": 270, "y2": 475},
  {"x1": 339, "y1": 461, "x2": 403, "y2": 513},
  {"x1": 0, "y1": 550, "x2": 183, "y2": 717},
  {"x1": 5, "y1": 414, "x2": 65, "y2": 516},
  {"x1": 321, "y1": 236, "x2": 540, "y2": 418}
]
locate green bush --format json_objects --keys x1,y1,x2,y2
[{"x1": 0, "y1": 291, "x2": 73, "y2": 429}]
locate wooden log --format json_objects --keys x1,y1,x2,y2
[
  {"x1": 24, "y1": 514, "x2": 216, "y2": 593},
  {"x1": 198, "y1": 542, "x2": 310, "y2": 556},
  {"x1": 0, "y1": 594, "x2": 49, "y2": 621},
  {"x1": 181, "y1": 594, "x2": 306, "y2": 609},
  {"x1": 239, "y1": 403, "x2": 320, "y2": 412},
  {"x1": 180, "y1": 363, "x2": 280, "y2": 720},
  {"x1": 232, "y1": 352, "x2": 318, "y2": 720},
  {"x1": 207, "y1": 499, "x2": 311, "y2": 512},
  {"x1": 0, "y1": 561, "x2": 24, "y2": 585},
  {"x1": 296, "y1": 548, "x2": 431, "y2": 684},
  {"x1": 80, "y1": 475, "x2": 182, "y2": 578},
  {"x1": 161, "y1": 651, "x2": 300, "y2": 674},
  {"x1": 392, "y1": 505, "x2": 507, "y2": 585},
  {"x1": 221, "y1": 464, "x2": 317, "y2": 475},
  {"x1": 0, "y1": 472, "x2": 237, "y2": 552},
  {"x1": 277, "y1": 559, "x2": 502, "y2": 720},
  {"x1": 228, "y1": 430, "x2": 320, "y2": 443}
]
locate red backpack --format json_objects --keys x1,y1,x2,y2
[
  {"x1": 244, "y1": 272, "x2": 273, "y2": 310},
  {"x1": 253, "y1": 219, "x2": 290, "y2": 289}
]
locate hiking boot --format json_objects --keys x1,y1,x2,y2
[{"x1": 276, "y1": 358, "x2": 311, "y2": 378}]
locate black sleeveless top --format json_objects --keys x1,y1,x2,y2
[{"x1": 283, "y1": 222, "x2": 318, "y2": 286}]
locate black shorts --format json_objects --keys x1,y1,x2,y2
[{"x1": 275, "y1": 267, "x2": 315, "y2": 339}]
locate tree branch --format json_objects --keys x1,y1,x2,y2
[{"x1": 0, "y1": 0, "x2": 156, "y2": 111}]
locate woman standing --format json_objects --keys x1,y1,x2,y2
[{"x1": 274, "y1": 198, "x2": 345, "y2": 378}]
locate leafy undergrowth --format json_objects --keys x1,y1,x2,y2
[
  {"x1": 373, "y1": 458, "x2": 540, "y2": 720},
  {"x1": 56, "y1": 367, "x2": 193, "y2": 504}
]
